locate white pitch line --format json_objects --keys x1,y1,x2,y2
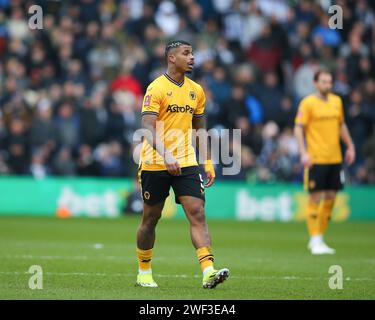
[
  {"x1": 0, "y1": 271, "x2": 194, "y2": 278},
  {"x1": 2, "y1": 254, "x2": 166, "y2": 261},
  {"x1": 4, "y1": 255, "x2": 90, "y2": 261},
  {"x1": 1, "y1": 254, "x2": 260, "y2": 263},
  {"x1": 5, "y1": 252, "x2": 375, "y2": 265},
  {"x1": 1, "y1": 271, "x2": 374, "y2": 282},
  {"x1": 2, "y1": 256, "x2": 375, "y2": 282}
]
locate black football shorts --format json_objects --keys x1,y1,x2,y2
[
  {"x1": 139, "y1": 166, "x2": 205, "y2": 205},
  {"x1": 305, "y1": 163, "x2": 344, "y2": 192}
]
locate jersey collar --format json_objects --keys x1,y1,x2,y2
[{"x1": 164, "y1": 73, "x2": 184, "y2": 87}]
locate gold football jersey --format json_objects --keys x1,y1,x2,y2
[
  {"x1": 140, "y1": 73, "x2": 206, "y2": 171},
  {"x1": 295, "y1": 93, "x2": 344, "y2": 164}
]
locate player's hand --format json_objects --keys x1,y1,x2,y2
[
  {"x1": 301, "y1": 152, "x2": 312, "y2": 168},
  {"x1": 204, "y1": 159, "x2": 215, "y2": 188},
  {"x1": 345, "y1": 146, "x2": 356, "y2": 166},
  {"x1": 164, "y1": 152, "x2": 181, "y2": 176}
]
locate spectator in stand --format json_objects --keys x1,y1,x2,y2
[
  {"x1": 241, "y1": 1, "x2": 267, "y2": 50},
  {"x1": 247, "y1": 23, "x2": 283, "y2": 73},
  {"x1": 155, "y1": 1, "x2": 180, "y2": 37},
  {"x1": 312, "y1": 13, "x2": 342, "y2": 48},
  {"x1": 3, "y1": 118, "x2": 29, "y2": 175},
  {"x1": 29, "y1": 98, "x2": 56, "y2": 153},
  {"x1": 204, "y1": 66, "x2": 232, "y2": 106},
  {"x1": 54, "y1": 101, "x2": 79, "y2": 150},
  {"x1": 79, "y1": 91, "x2": 108, "y2": 148},
  {"x1": 53, "y1": 147, "x2": 76, "y2": 176},
  {"x1": 222, "y1": 84, "x2": 249, "y2": 130},
  {"x1": 95, "y1": 141, "x2": 125, "y2": 177},
  {"x1": 346, "y1": 89, "x2": 372, "y2": 165},
  {"x1": 29, "y1": 149, "x2": 51, "y2": 180},
  {"x1": 77, "y1": 144, "x2": 101, "y2": 177},
  {"x1": 255, "y1": 71, "x2": 283, "y2": 123},
  {"x1": 340, "y1": 33, "x2": 371, "y2": 87},
  {"x1": 277, "y1": 95, "x2": 296, "y2": 130}
]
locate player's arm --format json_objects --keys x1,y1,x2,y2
[
  {"x1": 141, "y1": 115, "x2": 181, "y2": 176},
  {"x1": 294, "y1": 124, "x2": 312, "y2": 168},
  {"x1": 340, "y1": 122, "x2": 355, "y2": 165},
  {"x1": 193, "y1": 86, "x2": 215, "y2": 187},
  {"x1": 294, "y1": 98, "x2": 312, "y2": 168},
  {"x1": 192, "y1": 116, "x2": 215, "y2": 187},
  {"x1": 141, "y1": 86, "x2": 181, "y2": 175}
]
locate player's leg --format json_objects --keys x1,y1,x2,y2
[
  {"x1": 137, "y1": 201, "x2": 165, "y2": 250},
  {"x1": 305, "y1": 164, "x2": 323, "y2": 245},
  {"x1": 307, "y1": 190, "x2": 336, "y2": 254},
  {"x1": 319, "y1": 190, "x2": 336, "y2": 235},
  {"x1": 136, "y1": 201, "x2": 165, "y2": 287},
  {"x1": 307, "y1": 191, "x2": 336, "y2": 254},
  {"x1": 172, "y1": 166, "x2": 229, "y2": 289},
  {"x1": 136, "y1": 170, "x2": 170, "y2": 287},
  {"x1": 315, "y1": 163, "x2": 343, "y2": 253},
  {"x1": 178, "y1": 195, "x2": 210, "y2": 248},
  {"x1": 137, "y1": 201, "x2": 164, "y2": 287},
  {"x1": 178, "y1": 195, "x2": 229, "y2": 289},
  {"x1": 306, "y1": 191, "x2": 323, "y2": 248},
  {"x1": 305, "y1": 164, "x2": 335, "y2": 254},
  {"x1": 318, "y1": 163, "x2": 343, "y2": 236},
  {"x1": 315, "y1": 190, "x2": 336, "y2": 253}
]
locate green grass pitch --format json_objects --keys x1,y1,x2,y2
[{"x1": 0, "y1": 216, "x2": 374, "y2": 299}]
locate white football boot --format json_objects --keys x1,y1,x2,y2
[{"x1": 308, "y1": 236, "x2": 336, "y2": 255}]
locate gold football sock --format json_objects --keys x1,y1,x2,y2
[
  {"x1": 196, "y1": 247, "x2": 214, "y2": 273},
  {"x1": 318, "y1": 199, "x2": 335, "y2": 235},
  {"x1": 137, "y1": 248, "x2": 153, "y2": 273},
  {"x1": 306, "y1": 201, "x2": 320, "y2": 236}
]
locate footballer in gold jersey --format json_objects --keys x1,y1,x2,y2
[
  {"x1": 135, "y1": 40, "x2": 229, "y2": 289},
  {"x1": 294, "y1": 69, "x2": 355, "y2": 255}
]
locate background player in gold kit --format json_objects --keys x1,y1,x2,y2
[
  {"x1": 294, "y1": 69, "x2": 356, "y2": 255},
  {"x1": 136, "y1": 40, "x2": 229, "y2": 288}
]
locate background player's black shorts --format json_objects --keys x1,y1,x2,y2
[
  {"x1": 139, "y1": 166, "x2": 205, "y2": 205},
  {"x1": 305, "y1": 163, "x2": 344, "y2": 192}
]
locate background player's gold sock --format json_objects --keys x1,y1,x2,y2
[
  {"x1": 196, "y1": 247, "x2": 214, "y2": 275},
  {"x1": 306, "y1": 201, "x2": 320, "y2": 236},
  {"x1": 318, "y1": 199, "x2": 335, "y2": 235},
  {"x1": 137, "y1": 248, "x2": 153, "y2": 273}
]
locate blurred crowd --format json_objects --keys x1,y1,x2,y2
[{"x1": 0, "y1": 0, "x2": 375, "y2": 184}]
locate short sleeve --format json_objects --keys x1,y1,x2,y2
[
  {"x1": 193, "y1": 86, "x2": 205, "y2": 118},
  {"x1": 141, "y1": 86, "x2": 162, "y2": 116},
  {"x1": 295, "y1": 98, "x2": 310, "y2": 126}
]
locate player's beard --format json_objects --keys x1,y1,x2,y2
[{"x1": 319, "y1": 88, "x2": 331, "y2": 96}]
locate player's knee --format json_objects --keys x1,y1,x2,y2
[
  {"x1": 187, "y1": 204, "x2": 205, "y2": 223},
  {"x1": 325, "y1": 191, "x2": 336, "y2": 200},
  {"x1": 309, "y1": 192, "x2": 321, "y2": 204},
  {"x1": 142, "y1": 210, "x2": 162, "y2": 227}
]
